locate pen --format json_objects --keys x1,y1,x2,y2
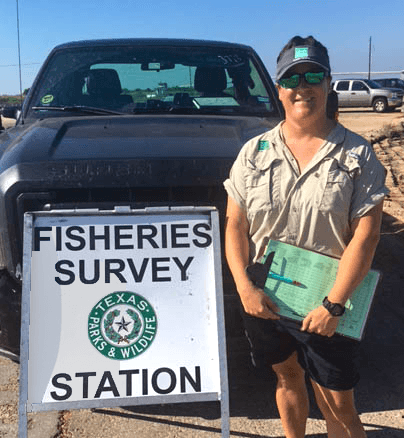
[{"x1": 268, "y1": 271, "x2": 302, "y2": 286}]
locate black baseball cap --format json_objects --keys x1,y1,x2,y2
[{"x1": 276, "y1": 45, "x2": 330, "y2": 81}]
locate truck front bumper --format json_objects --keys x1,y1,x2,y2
[{"x1": 388, "y1": 97, "x2": 403, "y2": 107}]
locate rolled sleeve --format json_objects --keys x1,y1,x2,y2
[{"x1": 350, "y1": 148, "x2": 389, "y2": 219}]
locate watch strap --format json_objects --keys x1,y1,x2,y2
[{"x1": 322, "y1": 296, "x2": 345, "y2": 316}]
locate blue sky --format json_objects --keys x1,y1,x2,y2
[{"x1": 1, "y1": 0, "x2": 403, "y2": 95}]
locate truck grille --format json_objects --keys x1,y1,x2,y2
[
  {"x1": 15, "y1": 184, "x2": 237, "y2": 301},
  {"x1": 13, "y1": 185, "x2": 229, "y2": 271}
]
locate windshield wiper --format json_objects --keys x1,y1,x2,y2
[{"x1": 31, "y1": 105, "x2": 124, "y2": 115}]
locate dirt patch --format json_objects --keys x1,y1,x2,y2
[
  {"x1": 372, "y1": 128, "x2": 404, "y2": 223},
  {"x1": 0, "y1": 404, "x2": 18, "y2": 425},
  {"x1": 338, "y1": 107, "x2": 404, "y2": 139},
  {"x1": 340, "y1": 109, "x2": 404, "y2": 225}
]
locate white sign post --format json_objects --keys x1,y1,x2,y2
[{"x1": 19, "y1": 207, "x2": 229, "y2": 437}]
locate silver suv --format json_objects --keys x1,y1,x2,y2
[{"x1": 333, "y1": 79, "x2": 403, "y2": 112}]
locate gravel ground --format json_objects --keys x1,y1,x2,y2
[{"x1": 1, "y1": 110, "x2": 404, "y2": 437}]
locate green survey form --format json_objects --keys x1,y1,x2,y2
[{"x1": 262, "y1": 240, "x2": 380, "y2": 340}]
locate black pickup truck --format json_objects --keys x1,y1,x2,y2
[{"x1": 0, "y1": 38, "x2": 282, "y2": 360}]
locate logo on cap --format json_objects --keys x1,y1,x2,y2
[{"x1": 294, "y1": 47, "x2": 309, "y2": 59}]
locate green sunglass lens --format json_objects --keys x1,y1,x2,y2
[
  {"x1": 280, "y1": 74, "x2": 300, "y2": 89},
  {"x1": 279, "y1": 72, "x2": 326, "y2": 88},
  {"x1": 305, "y1": 72, "x2": 325, "y2": 84}
]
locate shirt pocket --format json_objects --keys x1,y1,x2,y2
[
  {"x1": 245, "y1": 158, "x2": 282, "y2": 214},
  {"x1": 318, "y1": 156, "x2": 360, "y2": 212}
]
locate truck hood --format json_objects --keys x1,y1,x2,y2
[{"x1": 1, "y1": 115, "x2": 278, "y2": 167}]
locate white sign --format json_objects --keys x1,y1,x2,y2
[{"x1": 19, "y1": 208, "x2": 228, "y2": 428}]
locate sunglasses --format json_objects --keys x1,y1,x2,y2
[{"x1": 278, "y1": 71, "x2": 327, "y2": 89}]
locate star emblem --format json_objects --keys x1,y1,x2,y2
[{"x1": 115, "y1": 316, "x2": 131, "y2": 332}]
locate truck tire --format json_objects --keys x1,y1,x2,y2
[{"x1": 373, "y1": 98, "x2": 387, "y2": 113}]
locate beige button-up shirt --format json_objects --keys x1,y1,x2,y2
[{"x1": 224, "y1": 122, "x2": 388, "y2": 262}]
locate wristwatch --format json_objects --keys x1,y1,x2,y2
[{"x1": 322, "y1": 296, "x2": 345, "y2": 317}]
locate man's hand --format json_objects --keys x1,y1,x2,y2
[
  {"x1": 239, "y1": 283, "x2": 280, "y2": 320},
  {"x1": 245, "y1": 251, "x2": 275, "y2": 289},
  {"x1": 224, "y1": 197, "x2": 279, "y2": 321},
  {"x1": 301, "y1": 305, "x2": 340, "y2": 337}
]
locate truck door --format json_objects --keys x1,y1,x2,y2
[
  {"x1": 350, "y1": 81, "x2": 371, "y2": 107},
  {"x1": 334, "y1": 81, "x2": 350, "y2": 106}
]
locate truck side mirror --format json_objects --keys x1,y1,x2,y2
[{"x1": 1, "y1": 107, "x2": 18, "y2": 119}]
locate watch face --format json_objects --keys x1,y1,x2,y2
[{"x1": 330, "y1": 303, "x2": 345, "y2": 316}]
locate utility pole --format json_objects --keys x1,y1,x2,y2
[
  {"x1": 16, "y1": 0, "x2": 23, "y2": 104},
  {"x1": 368, "y1": 36, "x2": 372, "y2": 80}
]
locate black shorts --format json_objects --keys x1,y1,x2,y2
[{"x1": 241, "y1": 310, "x2": 361, "y2": 391}]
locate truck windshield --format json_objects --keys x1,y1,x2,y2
[{"x1": 27, "y1": 44, "x2": 277, "y2": 118}]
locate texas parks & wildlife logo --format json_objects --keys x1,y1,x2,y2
[{"x1": 88, "y1": 291, "x2": 158, "y2": 360}]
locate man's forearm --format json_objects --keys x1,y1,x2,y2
[
  {"x1": 328, "y1": 203, "x2": 383, "y2": 305},
  {"x1": 225, "y1": 219, "x2": 251, "y2": 294},
  {"x1": 328, "y1": 234, "x2": 379, "y2": 305}
]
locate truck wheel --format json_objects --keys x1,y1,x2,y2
[{"x1": 373, "y1": 98, "x2": 387, "y2": 113}]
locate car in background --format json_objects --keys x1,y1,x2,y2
[
  {"x1": 333, "y1": 79, "x2": 403, "y2": 112},
  {"x1": 0, "y1": 38, "x2": 283, "y2": 360},
  {"x1": 373, "y1": 78, "x2": 404, "y2": 92}
]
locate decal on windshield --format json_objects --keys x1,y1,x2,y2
[
  {"x1": 41, "y1": 94, "x2": 54, "y2": 105},
  {"x1": 217, "y1": 55, "x2": 244, "y2": 67}
]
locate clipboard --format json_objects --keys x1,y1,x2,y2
[{"x1": 247, "y1": 240, "x2": 381, "y2": 340}]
